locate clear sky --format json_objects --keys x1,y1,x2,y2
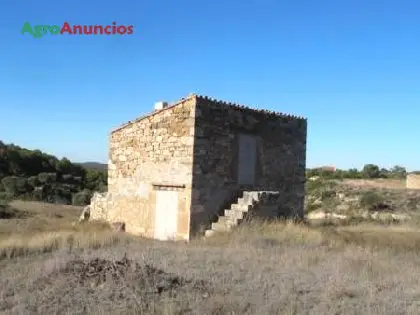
[{"x1": 1, "y1": 0, "x2": 419, "y2": 171}]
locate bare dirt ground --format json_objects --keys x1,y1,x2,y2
[
  {"x1": 1, "y1": 182, "x2": 420, "y2": 315},
  {"x1": 342, "y1": 178, "x2": 406, "y2": 189}
]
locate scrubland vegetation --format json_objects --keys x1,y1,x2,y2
[{"x1": 0, "y1": 141, "x2": 107, "y2": 206}]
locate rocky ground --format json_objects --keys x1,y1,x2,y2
[{"x1": 305, "y1": 178, "x2": 420, "y2": 224}]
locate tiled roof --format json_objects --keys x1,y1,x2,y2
[
  {"x1": 111, "y1": 93, "x2": 306, "y2": 133},
  {"x1": 193, "y1": 94, "x2": 306, "y2": 120}
]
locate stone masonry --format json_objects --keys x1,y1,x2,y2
[
  {"x1": 89, "y1": 94, "x2": 307, "y2": 241},
  {"x1": 96, "y1": 97, "x2": 196, "y2": 240},
  {"x1": 189, "y1": 96, "x2": 307, "y2": 235},
  {"x1": 407, "y1": 174, "x2": 420, "y2": 189}
]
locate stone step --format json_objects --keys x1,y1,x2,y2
[
  {"x1": 236, "y1": 197, "x2": 247, "y2": 205},
  {"x1": 217, "y1": 216, "x2": 237, "y2": 226},
  {"x1": 211, "y1": 220, "x2": 234, "y2": 232},
  {"x1": 224, "y1": 209, "x2": 246, "y2": 220},
  {"x1": 243, "y1": 191, "x2": 261, "y2": 200},
  {"x1": 204, "y1": 190, "x2": 282, "y2": 237},
  {"x1": 231, "y1": 203, "x2": 250, "y2": 212},
  {"x1": 241, "y1": 192, "x2": 258, "y2": 203},
  {"x1": 204, "y1": 230, "x2": 215, "y2": 237}
]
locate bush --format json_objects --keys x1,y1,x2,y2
[
  {"x1": 38, "y1": 172, "x2": 57, "y2": 184},
  {"x1": 0, "y1": 192, "x2": 13, "y2": 202},
  {"x1": 305, "y1": 202, "x2": 321, "y2": 213},
  {"x1": 360, "y1": 191, "x2": 390, "y2": 211},
  {"x1": 72, "y1": 190, "x2": 92, "y2": 206},
  {"x1": 73, "y1": 176, "x2": 82, "y2": 183},
  {"x1": 27, "y1": 176, "x2": 40, "y2": 187},
  {"x1": 61, "y1": 174, "x2": 73, "y2": 182},
  {"x1": 321, "y1": 190, "x2": 337, "y2": 201},
  {"x1": 306, "y1": 179, "x2": 327, "y2": 196},
  {"x1": 0, "y1": 201, "x2": 27, "y2": 219},
  {"x1": 52, "y1": 186, "x2": 72, "y2": 204},
  {"x1": 0, "y1": 203, "x2": 10, "y2": 218},
  {"x1": 32, "y1": 187, "x2": 44, "y2": 201},
  {"x1": 306, "y1": 179, "x2": 338, "y2": 198},
  {"x1": 52, "y1": 194, "x2": 72, "y2": 205},
  {"x1": 97, "y1": 182, "x2": 108, "y2": 193},
  {"x1": 1, "y1": 176, "x2": 19, "y2": 196},
  {"x1": 15, "y1": 177, "x2": 30, "y2": 193}
]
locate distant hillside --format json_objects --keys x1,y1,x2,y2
[
  {"x1": 0, "y1": 140, "x2": 107, "y2": 205},
  {"x1": 78, "y1": 162, "x2": 107, "y2": 171}
]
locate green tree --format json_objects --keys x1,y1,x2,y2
[
  {"x1": 379, "y1": 168, "x2": 389, "y2": 178},
  {"x1": 346, "y1": 168, "x2": 362, "y2": 179},
  {"x1": 0, "y1": 141, "x2": 107, "y2": 204},
  {"x1": 389, "y1": 165, "x2": 406, "y2": 179},
  {"x1": 362, "y1": 164, "x2": 380, "y2": 179}
]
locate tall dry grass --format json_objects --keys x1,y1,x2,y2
[
  {"x1": 2, "y1": 219, "x2": 420, "y2": 314},
  {"x1": 2, "y1": 201, "x2": 420, "y2": 314},
  {"x1": 201, "y1": 219, "x2": 420, "y2": 253},
  {"x1": 0, "y1": 224, "x2": 123, "y2": 260},
  {"x1": 0, "y1": 200, "x2": 136, "y2": 261}
]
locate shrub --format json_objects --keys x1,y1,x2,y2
[
  {"x1": 1, "y1": 176, "x2": 19, "y2": 196},
  {"x1": 27, "y1": 176, "x2": 40, "y2": 187},
  {"x1": 97, "y1": 182, "x2": 108, "y2": 193},
  {"x1": 0, "y1": 203, "x2": 9, "y2": 218},
  {"x1": 38, "y1": 172, "x2": 57, "y2": 184},
  {"x1": 73, "y1": 176, "x2": 82, "y2": 183},
  {"x1": 321, "y1": 190, "x2": 337, "y2": 201},
  {"x1": 52, "y1": 194, "x2": 72, "y2": 205},
  {"x1": 32, "y1": 187, "x2": 44, "y2": 201},
  {"x1": 305, "y1": 202, "x2": 321, "y2": 213},
  {"x1": 306, "y1": 179, "x2": 326, "y2": 192},
  {"x1": 61, "y1": 174, "x2": 73, "y2": 182},
  {"x1": 0, "y1": 192, "x2": 13, "y2": 202},
  {"x1": 306, "y1": 179, "x2": 338, "y2": 199},
  {"x1": 360, "y1": 191, "x2": 390, "y2": 211},
  {"x1": 72, "y1": 190, "x2": 92, "y2": 206},
  {"x1": 52, "y1": 186, "x2": 72, "y2": 204},
  {"x1": 0, "y1": 201, "x2": 27, "y2": 219},
  {"x1": 15, "y1": 177, "x2": 30, "y2": 193}
]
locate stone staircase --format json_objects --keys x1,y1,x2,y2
[{"x1": 204, "y1": 191, "x2": 280, "y2": 237}]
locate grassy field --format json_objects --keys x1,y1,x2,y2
[{"x1": 1, "y1": 182, "x2": 420, "y2": 314}]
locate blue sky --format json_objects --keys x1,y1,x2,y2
[{"x1": 0, "y1": 0, "x2": 419, "y2": 171}]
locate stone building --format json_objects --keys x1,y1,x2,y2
[
  {"x1": 90, "y1": 94, "x2": 307, "y2": 241},
  {"x1": 407, "y1": 174, "x2": 420, "y2": 189}
]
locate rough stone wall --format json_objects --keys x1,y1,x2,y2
[
  {"x1": 407, "y1": 174, "x2": 420, "y2": 189},
  {"x1": 89, "y1": 192, "x2": 109, "y2": 221},
  {"x1": 190, "y1": 96, "x2": 307, "y2": 233},
  {"x1": 99, "y1": 98, "x2": 196, "y2": 240}
]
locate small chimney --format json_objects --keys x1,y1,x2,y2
[{"x1": 154, "y1": 101, "x2": 168, "y2": 111}]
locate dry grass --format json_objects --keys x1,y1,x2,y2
[
  {"x1": 343, "y1": 178, "x2": 407, "y2": 189},
  {"x1": 2, "y1": 201, "x2": 420, "y2": 314},
  {"x1": 0, "y1": 200, "x2": 134, "y2": 261}
]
